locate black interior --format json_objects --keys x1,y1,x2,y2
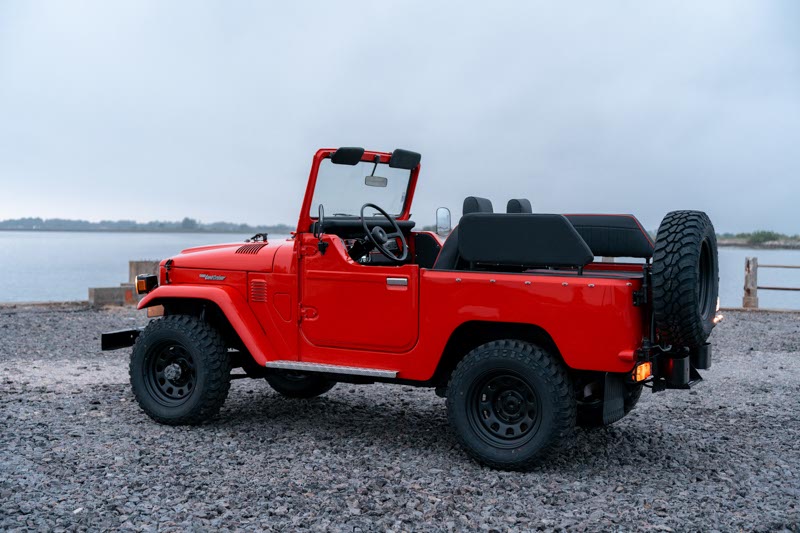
[
  {"x1": 414, "y1": 233, "x2": 441, "y2": 269},
  {"x1": 311, "y1": 217, "x2": 415, "y2": 240},
  {"x1": 565, "y1": 214, "x2": 653, "y2": 258}
]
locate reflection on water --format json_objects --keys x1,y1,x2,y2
[{"x1": 1, "y1": 232, "x2": 799, "y2": 309}]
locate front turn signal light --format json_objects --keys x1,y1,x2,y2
[
  {"x1": 632, "y1": 361, "x2": 653, "y2": 383},
  {"x1": 135, "y1": 274, "x2": 158, "y2": 295}
]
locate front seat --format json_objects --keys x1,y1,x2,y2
[
  {"x1": 507, "y1": 198, "x2": 532, "y2": 213},
  {"x1": 432, "y1": 196, "x2": 493, "y2": 270}
]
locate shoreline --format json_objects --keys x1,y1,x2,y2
[{"x1": 718, "y1": 240, "x2": 800, "y2": 250}]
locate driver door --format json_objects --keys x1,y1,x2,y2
[{"x1": 298, "y1": 234, "x2": 419, "y2": 355}]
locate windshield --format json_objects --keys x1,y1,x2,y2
[{"x1": 309, "y1": 158, "x2": 412, "y2": 217}]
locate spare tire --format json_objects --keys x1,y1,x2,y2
[{"x1": 652, "y1": 210, "x2": 719, "y2": 348}]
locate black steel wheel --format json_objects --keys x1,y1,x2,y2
[
  {"x1": 447, "y1": 340, "x2": 575, "y2": 471},
  {"x1": 265, "y1": 371, "x2": 336, "y2": 399},
  {"x1": 467, "y1": 372, "x2": 542, "y2": 448},
  {"x1": 130, "y1": 315, "x2": 231, "y2": 425}
]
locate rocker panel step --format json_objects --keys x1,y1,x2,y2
[{"x1": 265, "y1": 360, "x2": 398, "y2": 378}]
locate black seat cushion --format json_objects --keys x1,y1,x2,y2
[
  {"x1": 458, "y1": 214, "x2": 593, "y2": 269},
  {"x1": 506, "y1": 198, "x2": 532, "y2": 213},
  {"x1": 565, "y1": 214, "x2": 653, "y2": 258}
]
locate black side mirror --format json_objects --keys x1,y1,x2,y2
[{"x1": 315, "y1": 204, "x2": 328, "y2": 254}]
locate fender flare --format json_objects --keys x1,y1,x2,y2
[{"x1": 138, "y1": 285, "x2": 282, "y2": 365}]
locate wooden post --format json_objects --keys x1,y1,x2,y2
[{"x1": 743, "y1": 257, "x2": 758, "y2": 308}]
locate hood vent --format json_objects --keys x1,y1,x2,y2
[
  {"x1": 250, "y1": 280, "x2": 267, "y2": 302},
  {"x1": 236, "y1": 243, "x2": 268, "y2": 255}
]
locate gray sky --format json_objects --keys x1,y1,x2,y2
[{"x1": 1, "y1": 1, "x2": 798, "y2": 233}]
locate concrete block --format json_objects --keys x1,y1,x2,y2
[
  {"x1": 129, "y1": 260, "x2": 161, "y2": 283},
  {"x1": 89, "y1": 286, "x2": 136, "y2": 306}
]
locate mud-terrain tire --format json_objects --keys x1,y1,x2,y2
[
  {"x1": 446, "y1": 340, "x2": 575, "y2": 471},
  {"x1": 652, "y1": 210, "x2": 719, "y2": 348},
  {"x1": 576, "y1": 381, "x2": 643, "y2": 428},
  {"x1": 266, "y1": 372, "x2": 336, "y2": 399},
  {"x1": 130, "y1": 315, "x2": 231, "y2": 425}
]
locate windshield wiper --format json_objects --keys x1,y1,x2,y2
[{"x1": 332, "y1": 212, "x2": 353, "y2": 216}]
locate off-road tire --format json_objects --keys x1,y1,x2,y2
[
  {"x1": 576, "y1": 382, "x2": 643, "y2": 428},
  {"x1": 130, "y1": 315, "x2": 231, "y2": 425},
  {"x1": 265, "y1": 373, "x2": 336, "y2": 399},
  {"x1": 652, "y1": 210, "x2": 719, "y2": 348},
  {"x1": 446, "y1": 340, "x2": 575, "y2": 471}
]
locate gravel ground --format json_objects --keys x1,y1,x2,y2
[{"x1": 1, "y1": 304, "x2": 798, "y2": 532}]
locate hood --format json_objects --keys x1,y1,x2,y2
[{"x1": 168, "y1": 239, "x2": 287, "y2": 272}]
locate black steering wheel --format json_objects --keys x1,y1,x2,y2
[{"x1": 360, "y1": 203, "x2": 408, "y2": 263}]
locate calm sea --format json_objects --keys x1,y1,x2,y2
[{"x1": 1, "y1": 231, "x2": 799, "y2": 309}]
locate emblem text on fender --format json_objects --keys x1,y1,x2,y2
[{"x1": 199, "y1": 274, "x2": 226, "y2": 281}]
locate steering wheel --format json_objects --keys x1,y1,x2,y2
[{"x1": 360, "y1": 203, "x2": 408, "y2": 263}]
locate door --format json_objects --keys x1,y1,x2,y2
[{"x1": 299, "y1": 235, "x2": 419, "y2": 354}]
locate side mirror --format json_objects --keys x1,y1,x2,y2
[
  {"x1": 314, "y1": 204, "x2": 325, "y2": 238},
  {"x1": 435, "y1": 207, "x2": 451, "y2": 237},
  {"x1": 315, "y1": 204, "x2": 328, "y2": 254}
]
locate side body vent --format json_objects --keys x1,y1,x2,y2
[
  {"x1": 237, "y1": 243, "x2": 268, "y2": 255},
  {"x1": 250, "y1": 280, "x2": 267, "y2": 302}
]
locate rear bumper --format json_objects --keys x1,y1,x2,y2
[
  {"x1": 647, "y1": 342, "x2": 711, "y2": 390},
  {"x1": 101, "y1": 328, "x2": 143, "y2": 351}
]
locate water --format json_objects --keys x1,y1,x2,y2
[
  {"x1": 1, "y1": 231, "x2": 799, "y2": 308},
  {"x1": 0, "y1": 231, "x2": 290, "y2": 303}
]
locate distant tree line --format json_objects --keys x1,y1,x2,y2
[
  {"x1": 0, "y1": 217, "x2": 292, "y2": 234},
  {"x1": 717, "y1": 231, "x2": 800, "y2": 245}
]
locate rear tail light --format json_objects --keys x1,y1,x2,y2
[{"x1": 632, "y1": 361, "x2": 652, "y2": 382}]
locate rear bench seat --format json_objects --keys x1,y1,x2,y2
[{"x1": 565, "y1": 214, "x2": 654, "y2": 259}]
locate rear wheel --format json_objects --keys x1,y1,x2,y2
[
  {"x1": 446, "y1": 340, "x2": 575, "y2": 471},
  {"x1": 130, "y1": 315, "x2": 231, "y2": 425},
  {"x1": 265, "y1": 372, "x2": 336, "y2": 399}
]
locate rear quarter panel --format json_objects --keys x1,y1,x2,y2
[{"x1": 420, "y1": 270, "x2": 644, "y2": 374}]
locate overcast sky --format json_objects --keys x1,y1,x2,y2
[{"x1": 0, "y1": 1, "x2": 798, "y2": 233}]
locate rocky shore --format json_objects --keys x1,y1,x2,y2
[{"x1": 1, "y1": 304, "x2": 798, "y2": 531}]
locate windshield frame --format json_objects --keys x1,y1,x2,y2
[{"x1": 296, "y1": 148, "x2": 420, "y2": 233}]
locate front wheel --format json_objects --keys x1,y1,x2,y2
[
  {"x1": 446, "y1": 340, "x2": 576, "y2": 471},
  {"x1": 130, "y1": 315, "x2": 231, "y2": 425}
]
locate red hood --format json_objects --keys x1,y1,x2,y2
[{"x1": 167, "y1": 239, "x2": 288, "y2": 272}]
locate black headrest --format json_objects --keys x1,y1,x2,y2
[
  {"x1": 507, "y1": 199, "x2": 532, "y2": 214},
  {"x1": 565, "y1": 214, "x2": 654, "y2": 259},
  {"x1": 458, "y1": 214, "x2": 594, "y2": 268},
  {"x1": 463, "y1": 196, "x2": 493, "y2": 215}
]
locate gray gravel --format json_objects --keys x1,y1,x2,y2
[{"x1": 1, "y1": 304, "x2": 799, "y2": 531}]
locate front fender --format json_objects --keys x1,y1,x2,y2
[{"x1": 138, "y1": 285, "x2": 282, "y2": 365}]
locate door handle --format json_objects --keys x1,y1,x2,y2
[{"x1": 386, "y1": 277, "x2": 408, "y2": 287}]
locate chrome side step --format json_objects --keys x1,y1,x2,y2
[{"x1": 265, "y1": 360, "x2": 398, "y2": 379}]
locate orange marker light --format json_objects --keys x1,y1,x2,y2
[
  {"x1": 136, "y1": 278, "x2": 148, "y2": 294},
  {"x1": 633, "y1": 361, "x2": 652, "y2": 382}
]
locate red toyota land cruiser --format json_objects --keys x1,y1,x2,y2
[{"x1": 103, "y1": 147, "x2": 719, "y2": 470}]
